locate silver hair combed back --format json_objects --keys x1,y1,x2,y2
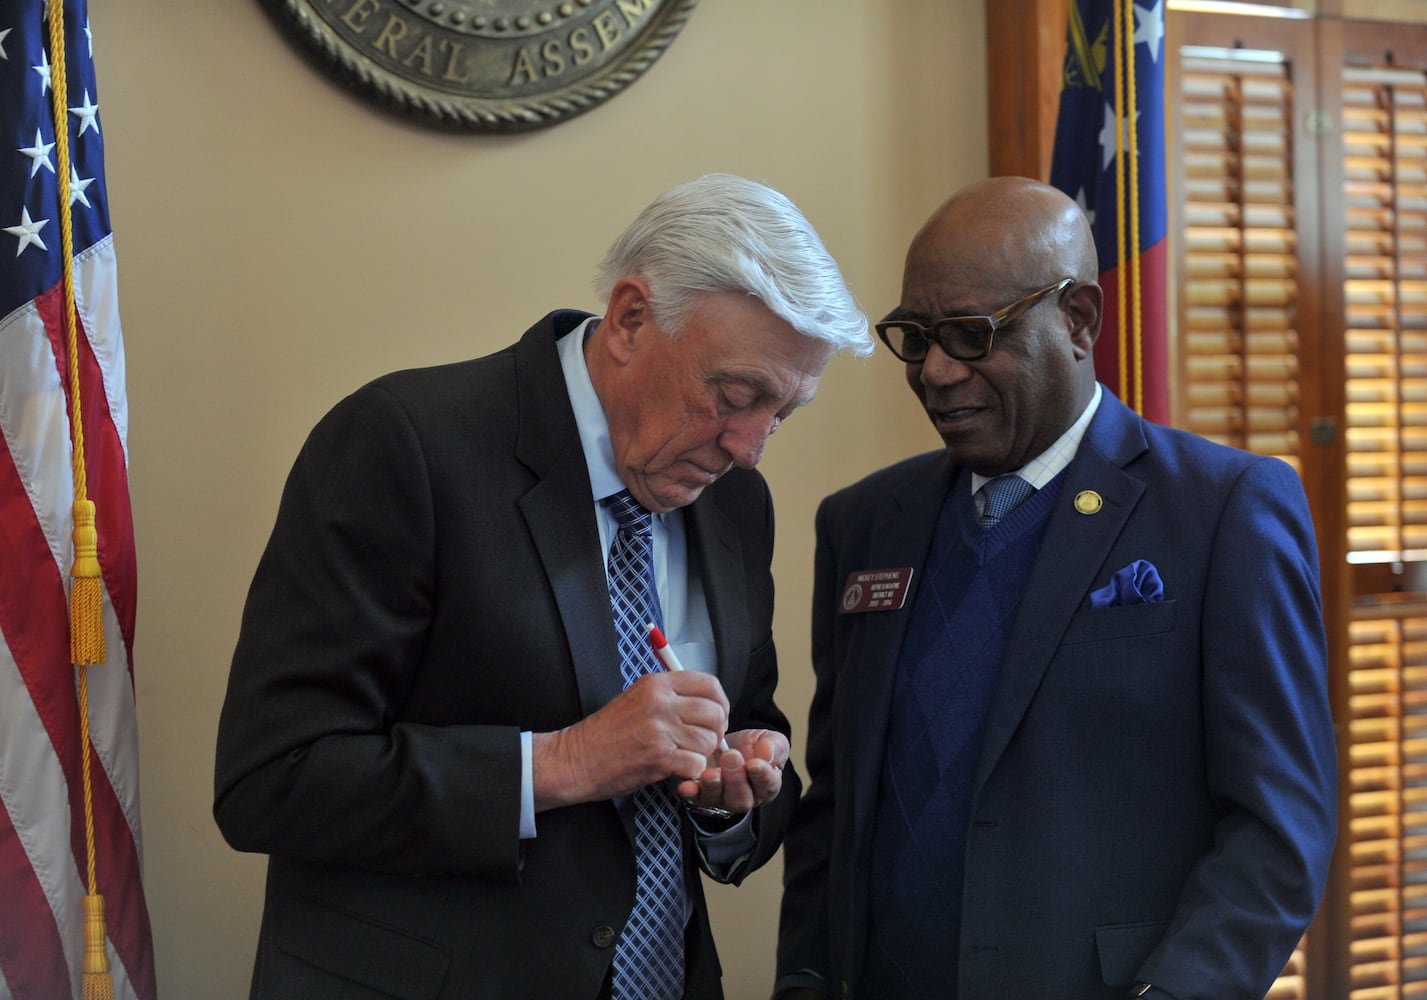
[{"x1": 594, "y1": 174, "x2": 873, "y2": 356}]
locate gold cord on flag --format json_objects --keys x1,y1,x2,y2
[
  {"x1": 44, "y1": 1, "x2": 115, "y2": 997},
  {"x1": 1111, "y1": 0, "x2": 1145, "y2": 415},
  {"x1": 1110, "y1": 0, "x2": 1129, "y2": 407},
  {"x1": 1121, "y1": 0, "x2": 1144, "y2": 415}
]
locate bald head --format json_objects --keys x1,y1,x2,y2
[{"x1": 907, "y1": 176, "x2": 1098, "y2": 294}]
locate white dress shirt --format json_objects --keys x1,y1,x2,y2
[{"x1": 519, "y1": 320, "x2": 754, "y2": 866}]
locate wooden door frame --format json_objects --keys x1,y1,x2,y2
[{"x1": 985, "y1": 0, "x2": 1069, "y2": 182}]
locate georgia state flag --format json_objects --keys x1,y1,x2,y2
[{"x1": 1050, "y1": 0, "x2": 1168, "y2": 424}]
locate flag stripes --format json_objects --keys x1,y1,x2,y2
[{"x1": 0, "y1": 262, "x2": 151, "y2": 998}]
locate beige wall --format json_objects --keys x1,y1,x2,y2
[{"x1": 87, "y1": 3, "x2": 989, "y2": 997}]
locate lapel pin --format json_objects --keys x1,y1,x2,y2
[{"x1": 1074, "y1": 490, "x2": 1103, "y2": 515}]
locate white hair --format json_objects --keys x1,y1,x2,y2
[{"x1": 594, "y1": 174, "x2": 873, "y2": 355}]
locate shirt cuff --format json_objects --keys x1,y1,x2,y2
[
  {"x1": 693, "y1": 808, "x2": 756, "y2": 873},
  {"x1": 519, "y1": 730, "x2": 536, "y2": 839}
]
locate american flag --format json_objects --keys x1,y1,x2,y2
[
  {"x1": 0, "y1": 2, "x2": 155, "y2": 997},
  {"x1": 1049, "y1": 0, "x2": 1168, "y2": 424}
]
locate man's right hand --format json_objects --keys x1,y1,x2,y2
[{"x1": 531, "y1": 670, "x2": 730, "y2": 809}]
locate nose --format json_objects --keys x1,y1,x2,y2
[
  {"x1": 918, "y1": 340, "x2": 975, "y2": 386},
  {"x1": 719, "y1": 411, "x2": 780, "y2": 469}
]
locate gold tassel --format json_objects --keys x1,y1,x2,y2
[
  {"x1": 81, "y1": 894, "x2": 114, "y2": 1000},
  {"x1": 70, "y1": 499, "x2": 105, "y2": 666}
]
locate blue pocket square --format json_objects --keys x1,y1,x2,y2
[{"x1": 1089, "y1": 559, "x2": 1164, "y2": 609}]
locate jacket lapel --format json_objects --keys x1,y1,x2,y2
[
  {"x1": 973, "y1": 392, "x2": 1150, "y2": 792},
  {"x1": 512, "y1": 312, "x2": 626, "y2": 722},
  {"x1": 685, "y1": 495, "x2": 748, "y2": 700}
]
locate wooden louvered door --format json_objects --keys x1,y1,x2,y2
[
  {"x1": 1168, "y1": 11, "x2": 1328, "y2": 1000},
  {"x1": 1330, "y1": 20, "x2": 1427, "y2": 1000},
  {"x1": 1340, "y1": 34, "x2": 1427, "y2": 569}
]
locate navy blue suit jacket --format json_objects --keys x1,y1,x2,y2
[
  {"x1": 777, "y1": 390, "x2": 1336, "y2": 999},
  {"x1": 215, "y1": 311, "x2": 799, "y2": 1000}
]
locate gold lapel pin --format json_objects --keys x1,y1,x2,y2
[{"x1": 1074, "y1": 490, "x2": 1103, "y2": 515}]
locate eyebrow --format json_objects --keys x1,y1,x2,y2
[
  {"x1": 714, "y1": 371, "x2": 818, "y2": 411},
  {"x1": 883, "y1": 304, "x2": 990, "y2": 322}
]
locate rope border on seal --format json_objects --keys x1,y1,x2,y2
[{"x1": 260, "y1": 0, "x2": 700, "y2": 132}]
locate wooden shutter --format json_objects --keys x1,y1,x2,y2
[
  {"x1": 1346, "y1": 602, "x2": 1427, "y2": 999},
  {"x1": 1343, "y1": 63, "x2": 1427, "y2": 564},
  {"x1": 1175, "y1": 46, "x2": 1303, "y2": 472}
]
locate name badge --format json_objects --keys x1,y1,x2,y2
[{"x1": 838, "y1": 567, "x2": 913, "y2": 614}]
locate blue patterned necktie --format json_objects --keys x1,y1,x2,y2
[
  {"x1": 979, "y1": 474, "x2": 1036, "y2": 527},
  {"x1": 604, "y1": 490, "x2": 686, "y2": 1000}
]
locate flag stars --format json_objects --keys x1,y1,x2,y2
[
  {"x1": 69, "y1": 166, "x2": 94, "y2": 208},
  {"x1": 0, "y1": 26, "x2": 11, "y2": 60},
  {"x1": 1074, "y1": 187, "x2": 1096, "y2": 227},
  {"x1": 1134, "y1": 0, "x2": 1165, "y2": 64},
  {"x1": 1099, "y1": 103, "x2": 1116, "y2": 169},
  {"x1": 69, "y1": 90, "x2": 99, "y2": 136},
  {"x1": 33, "y1": 47, "x2": 50, "y2": 94},
  {"x1": 5, "y1": 207, "x2": 49, "y2": 257},
  {"x1": 1099, "y1": 100, "x2": 1141, "y2": 172},
  {"x1": 19, "y1": 129, "x2": 55, "y2": 178}
]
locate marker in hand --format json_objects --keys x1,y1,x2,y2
[{"x1": 647, "y1": 623, "x2": 730, "y2": 752}]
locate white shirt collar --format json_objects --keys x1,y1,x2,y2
[
  {"x1": 557, "y1": 317, "x2": 634, "y2": 504},
  {"x1": 971, "y1": 382, "x2": 1103, "y2": 493}
]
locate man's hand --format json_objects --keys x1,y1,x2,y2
[
  {"x1": 532, "y1": 671, "x2": 730, "y2": 809},
  {"x1": 677, "y1": 728, "x2": 789, "y2": 813}
]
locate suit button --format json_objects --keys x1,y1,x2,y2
[{"x1": 592, "y1": 925, "x2": 617, "y2": 948}]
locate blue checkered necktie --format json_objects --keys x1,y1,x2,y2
[
  {"x1": 978, "y1": 474, "x2": 1036, "y2": 527},
  {"x1": 604, "y1": 490, "x2": 686, "y2": 1000}
]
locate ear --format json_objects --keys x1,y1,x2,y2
[
  {"x1": 601, "y1": 277, "x2": 653, "y2": 364},
  {"x1": 1063, "y1": 280, "x2": 1103, "y2": 359}
]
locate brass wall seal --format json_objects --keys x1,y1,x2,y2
[{"x1": 259, "y1": 0, "x2": 699, "y2": 132}]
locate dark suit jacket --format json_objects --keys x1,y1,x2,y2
[
  {"x1": 214, "y1": 310, "x2": 800, "y2": 1000},
  {"x1": 776, "y1": 390, "x2": 1337, "y2": 1000}
]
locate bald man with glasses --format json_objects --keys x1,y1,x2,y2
[{"x1": 774, "y1": 176, "x2": 1337, "y2": 1000}]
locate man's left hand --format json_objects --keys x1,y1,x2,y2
[{"x1": 675, "y1": 729, "x2": 789, "y2": 813}]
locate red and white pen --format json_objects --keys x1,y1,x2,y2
[{"x1": 647, "y1": 623, "x2": 730, "y2": 752}]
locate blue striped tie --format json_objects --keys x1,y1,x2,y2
[
  {"x1": 979, "y1": 474, "x2": 1035, "y2": 527},
  {"x1": 604, "y1": 490, "x2": 685, "y2": 1000}
]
